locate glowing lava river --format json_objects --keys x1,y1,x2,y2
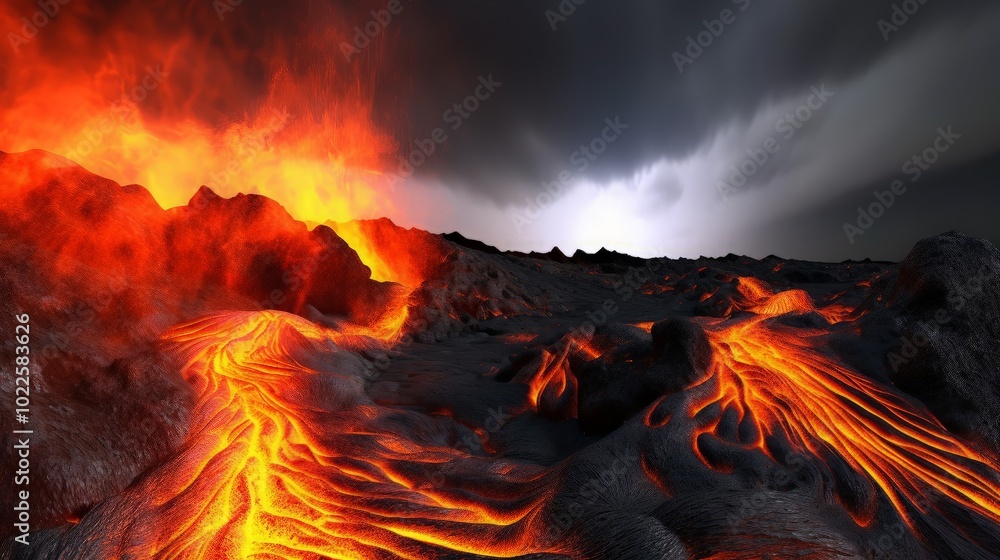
[
  {"x1": 73, "y1": 281, "x2": 997, "y2": 559},
  {"x1": 80, "y1": 311, "x2": 554, "y2": 559},
  {"x1": 7, "y1": 194, "x2": 1000, "y2": 559},
  {"x1": 684, "y1": 280, "x2": 1000, "y2": 533}
]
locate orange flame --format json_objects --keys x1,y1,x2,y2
[{"x1": 0, "y1": 0, "x2": 410, "y2": 229}]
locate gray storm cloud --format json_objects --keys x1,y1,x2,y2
[{"x1": 394, "y1": 0, "x2": 1000, "y2": 260}]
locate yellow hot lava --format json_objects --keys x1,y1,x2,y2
[
  {"x1": 686, "y1": 278, "x2": 1000, "y2": 528},
  {"x1": 113, "y1": 311, "x2": 556, "y2": 559}
]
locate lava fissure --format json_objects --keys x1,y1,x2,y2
[{"x1": 685, "y1": 283, "x2": 1000, "y2": 533}]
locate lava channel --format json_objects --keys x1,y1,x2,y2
[
  {"x1": 57, "y1": 311, "x2": 556, "y2": 559},
  {"x1": 681, "y1": 279, "x2": 1000, "y2": 532}
]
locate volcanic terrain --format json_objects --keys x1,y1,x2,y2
[{"x1": 2, "y1": 150, "x2": 1000, "y2": 559}]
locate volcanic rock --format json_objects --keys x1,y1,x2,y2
[{"x1": 858, "y1": 230, "x2": 1000, "y2": 455}]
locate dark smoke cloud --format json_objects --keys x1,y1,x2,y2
[{"x1": 390, "y1": 0, "x2": 1000, "y2": 259}]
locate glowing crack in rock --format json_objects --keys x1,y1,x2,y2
[{"x1": 677, "y1": 279, "x2": 1000, "y2": 530}]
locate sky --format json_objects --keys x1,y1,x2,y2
[
  {"x1": 391, "y1": 0, "x2": 1000, "y2": 261},
  {"x1": 3, "y1": 0, "x2": 1000, "y2": 261}
]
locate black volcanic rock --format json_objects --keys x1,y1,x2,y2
[
  {"x1": 406, "y1": 248, "x2": 559, "y2": 342},
  {"x1": 783, "y1": 269, "x2": 839, "y2": 283},
  {"x1": 538, "y1": 247, "x2": 572, "y2": 263},
  {"x1": 0, "y1": 347, "x2": 192, "y2": 533},
  {"x1": 649, "y1": 319, "x2": 713, "y2": 374},
  {"x1": 505, "y1": 246, "x2": 651, "y2": 269},
  {"x1": 571, "y1": 247, "x2": 647, "y2": 270},
  {"x1": 514, "y1": 246, "x2": 575, "y2": 264},
  {"x1": 859, "y1": 231, "x2": 1000, "y2": 454},
  {"x1": 442, "y1": 231, "x2": 504, "y2": 255}
]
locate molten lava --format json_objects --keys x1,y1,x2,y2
[
  {"x1": 131, "y1": 311, "x2": 556, "y2": 559},
  {"x1": 683, "y1": 279, "x2": 1000, "y2": 529},
  {"x1": 525, "y1": 340, "x2": 580, "y2": 419}
]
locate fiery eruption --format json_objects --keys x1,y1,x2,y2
[{"x1": 0, "y1": 0, "x2": 409, "y2": 228}]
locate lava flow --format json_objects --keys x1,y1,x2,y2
[
  {"x1": 4, "y1": 184, "x2": 1000, "y2": 557},
  {"x1": 96, "y1": 311, "x2": 555, "y2": 559},
  {"x1": 683, "y1": 278, "x2": 1000, "y2": 529}
]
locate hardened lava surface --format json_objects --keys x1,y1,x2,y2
[{"x1": 2, "y1": 150, "x2": 1000, "y2": 559}]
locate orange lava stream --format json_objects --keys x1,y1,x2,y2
[
  {"x1": 137, "y1": 311, "x2": 553, "y2": 559},
  {"x1": 342, "y1": 284, "x2": 414, "y2": 343},
  {"x1": 691, "y1": 279, "x2": 1000, "y2": 528}
]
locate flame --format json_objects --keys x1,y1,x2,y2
[
  {"x1": 1, "y1": 0, "x2": 444, "y2": 341},
  {"x1": 501, "y1": 333, "x2": 538, "y2": 344},
  {"x1": 632, "y1": 321, "x2": 656, "y2": 332},
  {"x1": 526, "y1": 342, "x2": 579, "y2": 418},
  {"x1": 685, "y1": 279, "x2": 1000, "y2": 529},
  {"x1": 326, "y1": 219, "x2": 449, "y2": 290},
  {"x1": 0, "y1": 0, "x2": 409, "y2": 230}
]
